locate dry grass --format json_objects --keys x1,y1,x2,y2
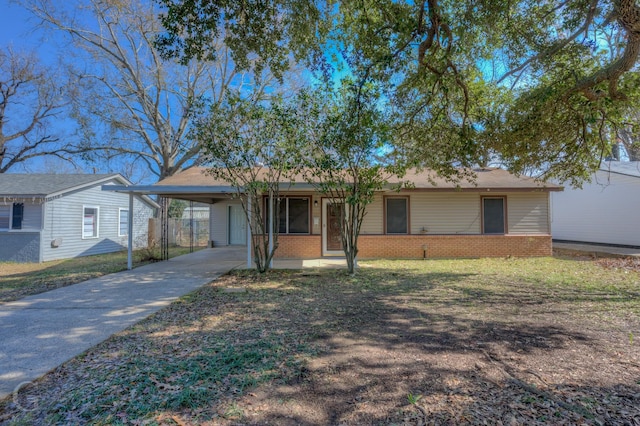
[
  {"x1": 1, "y1": 255, "x2": 639, "y2": 425},
  {"x1": 0, "y1": 246, "x2": 202, "y2": 303}
]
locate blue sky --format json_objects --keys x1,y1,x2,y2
[
  {"x1": 0, "y1": 1, "x2": 43, "y2": 51},
  {"x1": 0, "y1": 1, "x2": 140, "y2": 177}
]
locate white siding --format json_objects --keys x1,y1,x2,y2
[
  {"x1": 507, "y1": 192, "x2": 549, "y2": 234},
  {"x1": 130, "y1": 200, "x2": 155, "y2": 249},
  {"x1": 362, "y1": 191, "x2": 550, "y2": 236},
  {"x1": 0, "y1": 200, "x2": 42, "y2": 231},
  {"x1": 21, "y1": 201, "x2": 43, "y2": 231},
  {"x1": 362, "y1": 192, "x2": 481, "y2": 235},
  {"x1": 361, "y1": 196, "x2": 384, "y2": 234},
  {"x1": 210, "y1": 200, "x2": 243, "y2": 246},
  {"x1": 552, "y1": 170, "x2": 640, "y2": 246},
  {"x1": 410, "y1": 192, "x2": 481, "y2": 234},
  {"x1": 41, "y1": 180, "x2": 155, "y2": 261}
]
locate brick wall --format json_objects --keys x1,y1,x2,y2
[
  {"x1": 357, "y1": 235, "x2": 551, "y2": 258},
  {"x1": 273, "y1": 235, "x2": 322, "y2": 258},
  {"x1": 272, "y1": 234, "x2": 551, "y2": 259}
]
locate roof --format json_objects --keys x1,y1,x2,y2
[
  {"x1": 103, "y1": 166, "x2": 561, "y2": 204},
  {"x1": 0, "y1": 173, "x2": 159, "y2": 208},
  {"x1": 599, "y1": 161, "x2": 640, "y2": 178},
  {"x1": 156, "y1": 166, "x2": 563, "y2": 192},
  {"x1": 0, "y1": 174, "x2": 126, "y2": 197}
]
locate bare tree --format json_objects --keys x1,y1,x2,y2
[
  {"x1": 23, "y1": 0, "x2": 281, "y2": 180},
  {"x1": 196, "y1": 95, "x2": 304, "y2": 272},
  {"x1": 0, "y1": 48, "x2": 85, "y2": 173}
]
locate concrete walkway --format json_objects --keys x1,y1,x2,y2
[{"x1": 0, "y1": 247, "x2": 245, "y2": 400}]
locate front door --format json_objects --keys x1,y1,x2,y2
[
  {"x1": 228, "y1": 204, "x2": 246, "y2": 245},
  {"x1": 322, "y1": 199, "x2": 344, "y2": 256}
]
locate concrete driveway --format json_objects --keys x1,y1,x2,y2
[{"x1": 0, "y1": 247, "x2": 245, "y2": 400}]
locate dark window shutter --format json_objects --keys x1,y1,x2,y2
[{"x1": 12, "y1": 203, "x2": 24, "y2": 229}]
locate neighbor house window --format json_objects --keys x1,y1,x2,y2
[
  {"x1": 482, "y1": 197, "x2": 506, "y2": 234},
  {"x1": 12, "y1": 203, "x2": 23, "y2": 229},
  {"x1": 0, "y1": 205, "x2": 10, "y2": 230},
  {"x1": 83, "y1": 206, "x2": 99, "y2": 238},
  {"x1": 385, "y1": 197, "x2": 409, "y2": 234},
  {"x1": 0, "y1": 203, "x2": 24, "y2": 230},
  {"x1": 119, "y1": 208, "x2": 128, "y2": 236},
  {"x1": 265, "y1": 197, "x2": 310, "y2": 234}
]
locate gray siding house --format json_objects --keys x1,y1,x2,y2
[{"x1": 0, "y1": 174, "x2": 158, "y2": 263}]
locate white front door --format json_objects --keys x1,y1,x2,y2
[
  {"x1": 322, "y1": 199, "x2": 344, "y2": 256},
  {"x1": 228, "y1": 204, "x2": 247, "y2": 245}
]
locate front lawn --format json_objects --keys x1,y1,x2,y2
[
  {"x1": 1, "y1": 256, "x2": 639, "y2": 425},
  {"x1": 0, "y1": 246, "x2": 202, "y2": 303}
]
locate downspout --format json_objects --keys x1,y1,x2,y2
[{"x1": 127, "y1": 192, "x2": 133, "y2": 270}]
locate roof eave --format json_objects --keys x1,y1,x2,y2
[{"x1": 382, "y1": 186, "x2": 564, "y2": 192}]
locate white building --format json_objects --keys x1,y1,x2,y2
[{"x1": 552, "y1": 161, "x2": 640, "y2": 247}]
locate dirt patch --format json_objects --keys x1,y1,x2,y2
[
  {"x1": 1, "y1": 257, "x2": 639, "y2": 425},
  {"x1": 227, "y1": 269, "x2": 640, "y2": 425},
  {"x1": 597, "y1": 257, "x2": 640, "y2": 273}
]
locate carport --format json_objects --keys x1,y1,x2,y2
[{"x1": 102, "y1": 183, "x2": 254, "y2": 269}]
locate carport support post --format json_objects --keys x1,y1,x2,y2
[
  {"x1": 268, "y1": 189, "x2": 273, "y2": 269},
  {"x1": 247, "y1": 196, "x2": 252, "y2": 269},
  {"x1": 127, "y1": 192, "x2": 134, "y2": 270}
]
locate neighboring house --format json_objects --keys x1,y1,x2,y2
[
  {"x1": 111, "y1": 167, "x2": 562, "y2": 259},
  {"x1": 0, "y1": 174, "x2": 158, "y2": 263},
  {"x1": 552, "y1": 161, "x2": 640, "y2": 247}
]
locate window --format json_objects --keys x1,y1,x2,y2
[
  {"x1": 83, "y1": 206, "x2": 99, "y2": 238},
  {"x1": 265, "y1": 197, "x2": 310, "y2": 234},
  {"x1": 482, "y1": 197, "x2": 506, "y2": 234},
  {"x1": 0, "y1": 205, "x2": 9, "y2": 230},
  {"x1": 385, "y1": 197, "x2": 409, "y2": 234},
  {"x1": 119, "y1": 209, "x2": 128, "y2": 236},
  {"x1": 12, "y1": 203, "x2": 23, "y2": 229},
  {"x1": 0, "y1": 203, "x2": 24, "y2": 230},
  {"x1": 287, "y1": 198, "x2": 309, "y2": 233}
]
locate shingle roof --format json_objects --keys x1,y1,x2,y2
[
  {"x1": 157, "y1": 167, "x2": 563, "y2": 192},
  {"x1": 0, "y1": 174, "x2": 125, "y2": 197}
]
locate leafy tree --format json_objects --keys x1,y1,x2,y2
[
  {"x1": 155, "y1": 0, "x2": 331, "y2": 80},
  {"x1": 167, "y1": 199, "x2": 187, "y2": 218},
  {"x1": 299, "y1": 81, "x2": 401, "y2": 274},
  {"x1": 158, "y1": 0, "x2": 640, "y2": 183},
  {"x1": 0, "y1": 48, "x2": 88, "y2": 172},
  {"x1": 23, "y1": 0, "x2": 281, "y2": 180},
  {"x1": 194, "y1": 95, "x2": 304, "y2": 272}
]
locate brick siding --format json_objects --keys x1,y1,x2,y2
[
  {"x1": 273, "y1": 235, "x2": 322, "y2": 258},
  {"x1": 272, "y1": 234, "x2": 551, "y2": 259}
]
